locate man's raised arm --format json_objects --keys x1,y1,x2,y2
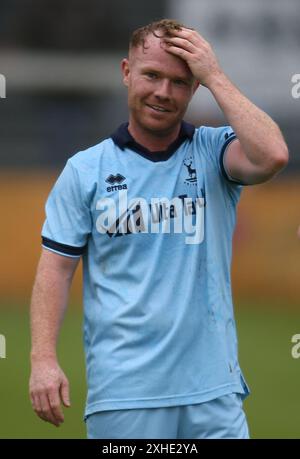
[{"x1": 163, "y1": 27, "x2": 289, "y2": 185}]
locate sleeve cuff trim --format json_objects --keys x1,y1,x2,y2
[
  {"x1": 219, "y1": 135, "x2": 246, "y2": 186},
  {"x1": 42, "y1": 236, "x2": 86, "y2": 256}
]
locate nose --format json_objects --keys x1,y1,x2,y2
[{"x1": 154, "y1": 79, "x2": 172, "y2": 100}]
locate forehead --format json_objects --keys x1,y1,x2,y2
[{"x1": 130, "y1": 34, "x2": 193, "y2": 79}]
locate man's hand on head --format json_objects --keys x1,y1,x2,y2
[{"x1": 162, "y1": 27, "x2": 223, "y2": 88}]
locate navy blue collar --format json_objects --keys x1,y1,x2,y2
[{"x1": 111, "y1": 121, "x2": 195, "y2": 162}]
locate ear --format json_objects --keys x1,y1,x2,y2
[{"x1": 121, "y1": 58, "x2": 130, "y2": 87}]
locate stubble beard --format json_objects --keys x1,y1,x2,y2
[{"x1": 130, "y1": 103, "x2": 183, "y2": 139}]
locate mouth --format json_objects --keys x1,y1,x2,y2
[{"x1": 146, "y1": 104, "x2": 172, "y2": 113}]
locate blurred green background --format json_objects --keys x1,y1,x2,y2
[
  {"x1": 0, "y1": 0, "x2": 299, "y2": 439},
  {"x1": 1, "y1": 301, "x2": 300, "y2": 439}
]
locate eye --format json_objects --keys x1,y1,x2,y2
[
  {"x1": 145, "y1": 72, "x2": 158, "y2": 79},
  {"x1": 174, "y1": 79, "x2": 187, "y2": 86}
]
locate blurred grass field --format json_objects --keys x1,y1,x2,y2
[{"x1": 1, "y1": 301, "x2": 300, "y2": 439}]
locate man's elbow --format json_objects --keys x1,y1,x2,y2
[
  {"x1": 252, "y1": 145, "x2": 289, "y2": 184},
  {"x1": 267, "y1": 144, "x2": 289, "y2": 176}
]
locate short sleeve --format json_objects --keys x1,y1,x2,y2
[
  {"x1": 42, "y1": 159, "x2": 92, "y2": 257},
  {"x1": 195, "y1": 125, "x2": 244, "y2": 206},
  {"x1": 206, "y1": 125, "x2": 246, "y2": 185}
]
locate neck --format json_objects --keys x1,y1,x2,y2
[{"x1": 128, "y1": 120, "x2": 181, "y2": 152}]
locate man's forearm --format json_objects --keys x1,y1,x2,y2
[
  {"x1": 207, "y1": 72, "x2": 288, "y2": 168},
  {"x1": 30, "y1": 251, "x2": 77, "y2": 362}
]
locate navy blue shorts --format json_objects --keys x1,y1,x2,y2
[{"x1": 85, "y1": 393, "x2": 250, "y2": 439}]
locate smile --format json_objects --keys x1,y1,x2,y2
[{"x1": 146, "y1": 104, "x2": 171, "y2": 113}]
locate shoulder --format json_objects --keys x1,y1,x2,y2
[
  {"x1": 194, "y1": 125, "x2": 235, "y2": 144},
  {"x1": 68, "y1": 136, "x2": 115, "y2": 171},
  {"x1": 192, "y1": 125, "x2": 236, "y2": 162}
]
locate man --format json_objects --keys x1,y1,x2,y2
[{"x1": 29, "y1": 19, "x2": 288, "y2": 439}]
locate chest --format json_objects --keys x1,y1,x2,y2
[{"x1": 90, "y1": 146, "x2": 206, "y2": 245}]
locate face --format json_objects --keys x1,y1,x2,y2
[{"x1": 122, "y1": 33, "x2": 199, "y2": 137}]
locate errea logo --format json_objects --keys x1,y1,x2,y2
[
  {"x1": 106, "y1": 174, "x2": 126, "y2": 185},
  {"x1": 105, "y1": 173, "x2": 127, "y2": 193}
]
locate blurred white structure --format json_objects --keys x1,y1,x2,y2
[
  {"x1": 0, "y1": 334, "x2": 6, "y2": 359},
  {"x1": 0, "y1": 74, "x2": 6, "y2": 98}
]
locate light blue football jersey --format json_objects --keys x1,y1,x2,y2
[{"x1": 42, "y1": 122, "x2": 250, "y2": 418}]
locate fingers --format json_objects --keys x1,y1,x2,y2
[
  {"x1": 163, "y1": 42, "x2": 190, "y2": 60},
  {"x1": 48, "y1": 389, "x2": 65, "y2": 424},
  {"x1": 168, "y1": 27, "x2": 207, "y2": 46},
  {"x1": 60, "y1": 378, "x2": 71, "y2": 408},
  {"x1": 39, "y1": 392, "x2": 62, "y2": 427},
  {"x1": 29, "y1": 364, "x2": 70, "y2": 427},
  {"x1": 30, "y1": 384, "x2": 67, "y2": 427},
  {"x1": 31, "y1": 390, "x2": 59, "y2": 426},
  {"x1": 31, "y1": 392, "x2": 45, "y2": 422},
  {"x1": 164, "y1": 36, "x2": 196, "y2": 54},
  {"x1": 161, "y1": 27, "x2": 219, "y2": 86},
  {"x1": 162, "y1": 28, "x2": 208, "y2": 61}
]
